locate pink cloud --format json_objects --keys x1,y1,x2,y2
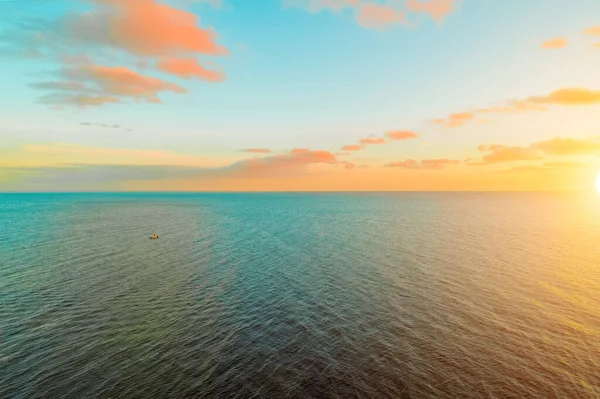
[{"x1": 385, "y1": 130, "x2": 419, "y2": 140}]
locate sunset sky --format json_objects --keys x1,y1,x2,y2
[{"x1": 2, "y1": 0, "x2": 600, "y2": 191}]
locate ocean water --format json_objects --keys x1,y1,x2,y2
[{"x1": 1, "y1": 192, "x2": 599, "y2": 399}]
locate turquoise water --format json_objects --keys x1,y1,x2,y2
[{"x1": 1, "y1": 193, "x2": 599, "y2": 398}]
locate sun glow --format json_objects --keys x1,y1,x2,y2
[{"x1": 596, "y1": 172, "x2": 600, "y2": 194}]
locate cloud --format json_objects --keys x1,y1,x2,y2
[
  {"x1": 420, "y1": 158, "x2": 461, "y2": 168},
  {"x1": 80, "y1": 122, "x2": 120, "y2": 128},
  {"x1": 542, "y1": 37, "x2": 567, "y2": 49},
  {"x1": 30, "y1": 64, "x2": 188, "y2": 106},
  {"x1": 242, "y1": 148, "x2": 273, "y2": 153},
  {"x1": 39, "y1": 94, "x2": 121, "y2": 107},
  {"x1": 584, "y1": 26, "x2": 600, "y2": 36},
  {"x1": 526, "y1": 88, "x2": 600, "y2": 106},
  {"x1": 533, "y1": 137, "x2": 600, "y2": 155},
  {"x1": 471, "y1": 136, "x2": 600, "y2": 165},
  {"x1": 478, "y1": 145, "x2": 543, "y2": 164},
  {"x1": 66, "y1": 0, "x2": 228, "y2": 58},
  {"x1": 3, "y1": 145, "x2": 352, "y2": 189},
  {"x1": 341, "y1": 130, "x2": 419, "y2": 153},
  {"x1": 29, "y1": 81, "x2": 93, "y2": 92},
  {"x1": 359, "y1": 137, "x2": 386, "y2": 144},
  {"x1": 286, "y1": 0, "x2": 457, "y2": 29},
  {"x1": 434, "y1": 87, "x2": 600, "y2": 129},
  {"x1": 355, "y1": 3, "x2": 405, "y2": 29},
  {"x1": 405, "y1": 0, "x2": 457, "y2": 22},
  {"x1": 385, "y1": 159, "x2": 420, "y2": 168},
  {"x1": 3, "y1": 0, "x2": 228, "y2": 108},
  {"x1": 79, "y1": 122, "x2": 133, "y2": 131},
  {"x1": 438, "y1": 112, "x2": 474, "y2": 128},
  {"x1": 341, "y1": 144, "x2": 364, "y2": 151},
  {"x1": 385, "y1": 130, "x2": 419, "y2": 140},
  {"x1": 156, "y1": 57, "x2": 225, "y2": 81},
  {"x1": 385, "y1": 158, "x2": 460, "y2": 169}
]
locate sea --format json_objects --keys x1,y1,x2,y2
[{"x1": 1, "y1": 192, "x2": 599, "y2": 398}]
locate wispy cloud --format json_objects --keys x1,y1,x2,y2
[
  {"x1": 542, "y1": 37, "x2": 567, "y2": 49},
  {"x1": 584, "y1": 26, "x2": 600, "y2": 36},
  {"x1": 434, "y1": 87, "x2": 600, "y2": 128},
  {"x1": 341, "y1": 144, "x2": 364, "y2": 151},
  {"x1": 469, "y1": 137, "x2": 600, "y2": 165},
  {"x1": 476, "y1": 145, "x2": 543, "y2": 164},
  {"x1": 156, "y1": 57, "x2": 225, "y2": 82},
  {"x1": 79, "y1": 122, "x2": 133, "y2": 131},
  {"x1": 385, "y1": 158, "x2": 460, "y2": 169},
  {"x1": 341, "y1": 130, "x2": 419, "y2": 152},
  {"x1": 359, "y1": 137, "x2": 386, "y2": 145},
  {"x1": 242, "y1": 148, "x2": 273, "y2": 153},
  {"x1": 30, "y1": 64, "x2": 187, "y2": 106},
  {"x1": 286, "y1": 0, "x2": 458, "y2": 29},
  {"x1": 385, "y1": 131, "x2": 419, "y2": 140}
]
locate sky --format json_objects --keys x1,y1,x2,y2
[{"x1": 1, "y1": 0, "x2": 600, "y2": 192}]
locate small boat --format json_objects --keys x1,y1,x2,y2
[{"x1": 150, "y1": 235, "x2": 159, "y2": 239}]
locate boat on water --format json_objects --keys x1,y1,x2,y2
[{"x1": 150, "y1": 235, "x2": 159, "y2": 239}]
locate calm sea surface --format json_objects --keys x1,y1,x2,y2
[{"x1": 1, "y1": 193, "x2": 599, "y2": 398}]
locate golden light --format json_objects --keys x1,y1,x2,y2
[{"x1": 596, "y1": 171, "x2": 600, "y2": 194}]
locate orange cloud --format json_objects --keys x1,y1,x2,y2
[
  {"x1": 472, "y1": 136, "x2": 600, "y2": 165},
  {"x1": 385, "y1": 130, "x2": 419, "y2": 140},
  {"x1": 68, "y1": 95, "x2": 121, "y2": 106},
  {"x1": 533, "y1": 137, "x2": 600, "y2": 155},
  {"x1": 385, "y1": 158, "x2": 460, "y2": 169},
  {"x1": 359, "y1": 137, "x2": 386, "y2": 145},
  {"x1": 13, "y1": 0, "x2": 228, "y2": 107},
  {"x1": 232, "y1": 148, "x2": 342, "y2": 176},
  {"x1": 478, "y1": 145, "x2": 543, "y2": 164},
  {"x1": 385, "y1": 159, "x2": 420, "y2": 168},
  {"x1": 66, "y1": 65, "x2": 187, "y2": 103},
  {"x1": 32, "y1": 64, "x2": 187, "y2": 105},
  {"x1": 542, "y1": 37, "x2": 567, "y2": 49},
  {"x1": 70, "y1": 0, "x2": 228, "y2": 57},
  {"x1": 584, "y1": 26, "x2": 600, "y2": 36},
  {"x1": 421, "y1": 158, "x2": 461, "y2": 168},
  {"x1": 438, "y1": 112, "x2": 474, "y2": 128},
  {"x1": 355, "y1": 3, "x2": 405, "y2": 29},
  {"x1": 289, "y1": 0, "x2": 455, "y2": 29},
  {"x1": 242, "y1": 148, "x2": 273, "y2": 153},
  {"x1": 527, "y1": 88, "x2": 600, "y2": 106},
  {"x1": 434, "y1": 87, "x2": 600, "y2": 129},
  {"x1": 156, "y1": 57, "x2": 225, "y2": 82},
  {"x1": 406, "y1": 0, "x2": 457, "y2": 22},
  {"x1": 341, "y1": 144, "x2": 364, "y2": 151}
]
